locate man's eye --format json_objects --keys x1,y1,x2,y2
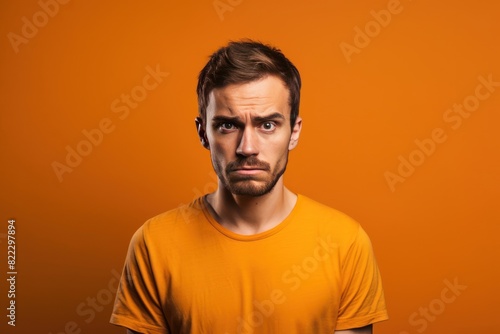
[
  {"x1": 261, "y1": 122, "x2": 276, "y2": 131},
  {"x1": 218, "y1": 123, "x2": 236, "y2": 131}
]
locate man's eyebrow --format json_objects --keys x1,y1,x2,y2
[
  {"x1": 253, "y1": 112, "x2": 286, "y2": 122},
  {"x1": 211, "y1": 112, "x2": 286, "y2": 124},
  {"x1": 211, "y1": 115, "x2": 242, "y2": 123}
]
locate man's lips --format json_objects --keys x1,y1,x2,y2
[
  {"x1": 230, "y1": 167, "x2": 267, "y2": 174},
  {"x1": 233, "y1": 167, "x2": 266, "y2": 170},
  {"x1": 231, "y1": 166, "x2": 266, "y2": 170}
]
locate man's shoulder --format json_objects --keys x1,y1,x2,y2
[
  {"x1": 296, "y1": 194, "x2": 361, "y2": 237},
  {"x1": 298, "y1": 195, "x2": 358, "y2": 224},
  {"x1": 135, "y1": 197, "x2": 206, "y2": 238}
]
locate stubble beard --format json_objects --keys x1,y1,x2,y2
[{"x1": 214, "y1": 155, "x2": 288, "y2": 197}]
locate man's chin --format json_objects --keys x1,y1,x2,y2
[
  {"x1": 227, "y1": 180, "x2": 274, "y2": 197},
  {"x1": 230, "y1": 188, "x2": 273, "y2": 197}
]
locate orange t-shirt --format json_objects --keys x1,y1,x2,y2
[{"x1": 110, "y1": 194, "x2": 388, "y2": 333}]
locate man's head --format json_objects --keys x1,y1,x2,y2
[
  {"x1": 197, "y1": 40, "x2": 301, "y2": 128},
  {"x1": 196, "y1": 40, "x2": 302, "y2": 197}
]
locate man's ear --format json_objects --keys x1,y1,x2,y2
[
  {"x1": 195, "y1": 117, "x2": 210, "y2": 150},
  {"x1": 288, "y1": 116, "x2": 302, "y2": 150}
]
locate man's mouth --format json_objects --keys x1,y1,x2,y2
[
  {"x1": 234, "y1": 167, "x2": 265, "y2": 170},
  {"x1": 226, "y1": 157, "x2": 271, "y2": 174},
  {"x1": 230, "y1": 167, "x2": 267, "y2": 175}
]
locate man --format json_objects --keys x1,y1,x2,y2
[{"x1": 110, "y1": 40, "x2": 388, "y2": 334}]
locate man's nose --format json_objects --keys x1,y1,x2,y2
[{"x1": 236, "y1": 127, "x2": 259, "y2": 156}]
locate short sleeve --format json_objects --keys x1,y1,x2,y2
[
  {"x1": 336, "y1": 225, "x2": 388, "y2": 330},
  {"x1": 110, "y1": 225, "x2": 169, "y2": 334}
]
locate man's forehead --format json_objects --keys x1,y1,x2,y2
[
  {"x1": 206, "y1": 95, "x2": 290, "y2": 120},
  {"x1": 210, "y1": 75, "x2": 289, "y2": 98},
  {"x1": 206, "y1": 76, "x2": 290, "y2": 117}
]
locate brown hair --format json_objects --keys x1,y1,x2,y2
[{"x1": 197, "y1": 40, "x2": 301, "y2": 128}]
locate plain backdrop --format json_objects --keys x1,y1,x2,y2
[{"x1": 1, "y1": 0, "x2": 499, "y2": 333}]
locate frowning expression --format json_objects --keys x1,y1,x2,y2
[{"x1": 197, "y1": 75, "x2": 302, "y2": 197}]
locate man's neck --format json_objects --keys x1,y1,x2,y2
[{"x1": 205, "y1": 180, "x2": 297, "y2": 235}]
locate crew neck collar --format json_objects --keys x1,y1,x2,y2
[{"x1": 199, "y1": 194, "x2": 302, "y2": 241}]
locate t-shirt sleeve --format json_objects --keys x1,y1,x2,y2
[
  {"x1": 335, "y1": 224, "x2": 388, "y2": 330},
  {"x1": 110, "y1": 224, "x2": 169, "y2": 334}
]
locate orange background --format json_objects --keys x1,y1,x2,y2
[{"x1": 1, "y1": 0, "x2": 499, "y2": 333}]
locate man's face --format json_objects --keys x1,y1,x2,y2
[{"x1": 197, "y1": 75, "x2": 302, "y2": 197}]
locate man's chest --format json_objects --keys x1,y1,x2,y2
[{"x1": 152, "y1": 237, "x2": 343, "y2": 333}]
